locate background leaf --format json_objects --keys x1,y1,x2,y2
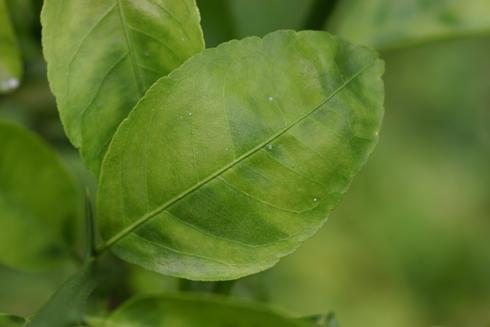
[
  {"x1": 0, "y1": 0, "x2": 22, "y2": 93},
  {"x1": 197, "y1": 0, "x2": 316, "y2": 47},
  {"x1": 0, "y1": 120, "x2": 81, "y2": 271},
  {"x1": 0, "y1": 313, "x2": 26, "y2": 327},
  {"x1": 97, "y1": 30, "x2": 384, "y2": 280},
  {"x1": 97, "y1": 294, "x2": 312, "y2": 327},
  {"x1": 328, "y1": 0, "x2": 490, "y2": 50},
  {"x1": 41, "y1": 0, "x2": 205, "y2": 175},
  {"x1": 26, "y1": 261, "x2": 98, "y2": 327}
]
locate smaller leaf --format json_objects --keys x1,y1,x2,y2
[
  {"x1": 26, "y1": 261, "x2": 98, "y2": 327},
  {"x1": 97, "y1": 294, "x2": 314, "y2": 327},
  {"x1": 0, "y1": 313, "x2": 26, "y2": 327},
  {"x1": 41, "y1": 0, "x2": 205, "y2": 175},
  {"x1": 0, "y1": 0, "x2": 22, "y2": 93},
  {"x1": 0, "y1": 120, "x2": 82, "y2": 271}
]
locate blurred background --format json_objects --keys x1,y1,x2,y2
[{"x1": 1, "y1": 0, "x2": 489, "y2": 326}]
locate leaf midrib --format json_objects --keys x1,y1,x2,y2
[{"x1": 99, "y1": 59, "x2": 376, "y2": 252}]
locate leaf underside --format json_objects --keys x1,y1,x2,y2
[
  {"x1": 41, "y1": 0, "x2": 205, "y2": 175},
  {"x1": 99, "y1": 294, "x2": 313, "y2": 327},
  {"x1": 98, "y1": 30, "x2": 384, "y2": 280},
  {"x1": 328, "y1": 0, "x2": 490, "y2": 50},
  {"x1": 0, "y1": 120, "x2": 80, "y2": 271}
]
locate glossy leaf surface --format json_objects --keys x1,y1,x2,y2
[
  {"x1": 0, "y1": 0, "x2": 22, "y2": 93},
  {"x1": 98, "y1": 30, "x2": 384, "y2": 280},
  {"x1": 41, "y1": 0, "x2": 205, "y2": 175},
  {"x1": 99, "y1": 294, "x2": 312, "y2": 327},
  {"x1": 0, "y1": 120, "x2": 80, "y2": 271},
  {"x1": 329, "y1": 0, "x2": 490, "y2": 50}
]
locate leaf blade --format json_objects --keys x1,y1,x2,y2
[
  {"x1": 98, "y1": 294, "x2": 313, "y2": 327},
  {"x1": 0, "y1": 120, "x2": 81, "y2": 271},
  {"x1": 41, "y1": 0, "x2": 205, "y2": 175},
  {"x1": 98, "y1": 30, "x2": 384, "y2": 280},
  {"x1": 0, "y1": 0, "x2": 22, "y2": 93},
  {"x1": 26, "y1": 261, "x2": 98, "y2": 327}
]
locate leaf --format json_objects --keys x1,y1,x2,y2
[
  {"x1": 0, "y1": 120, "x2": 81, "y2": 271},
  {"x1": 0, "y1": 0, "x2": 22, "y2": 93},
  {"x1": 5, "y1": 0, "x2": 41, "y2": 60},
  {"x1": 197, "y1": 0, "x2": 316, "y2": 47},
  {"x1": 97, "y1": 294, "x2": 314, "y2": 327},
  {"x1": 228, "y1": 0, "x2": 316, "y2": 38},
  {"x1": 97, "y1": 30, "x2": 384, "y2": 280},
  {"x1": 196, "y1": 0, "x2": 236, "y2": 47},
  {"x1": 41, "y1": 0, "x2": 205, "y2": 175},
  {"x1": 26, "y1": 261, "x2": 98, "y2": 327},
  {"x1": 328, "y1": 0, "x2": 490, "y2": 50},
  {"x1": 0, "y1": 313, "x2": 26, "y2": 327}
]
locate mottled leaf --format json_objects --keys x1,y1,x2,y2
[
  {"x1": 98, "y1": 294, "x2": 313, "y2": 327},
  {"x1": 328, "y1": 0, "x2": 490, "y2": 50},
  {"x1": 41, "y1": 0, "x2": 205, "y2": 175},
  {"x1": 97, "y1": 30, "x2": 384, "y2": 280},
  {"x1": 0, "y1": 120, "x2": 81, "y2": 271},
  {"x1": 0, "y1": 0, "x2": 22, "y2": 93}
]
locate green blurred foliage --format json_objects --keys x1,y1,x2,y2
[
  {"x1": 237, "y1": 36, "x2": 490, "y2": 326},
  {"x1": 0, "y1": 1, "x2": 489, "y2": 326}
]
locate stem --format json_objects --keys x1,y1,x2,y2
[
  {"x1": 303, "y1": 0, "x2": 340, "y2": 30},
  {"x1": 212, "y1": 281, "x2": 235, "y2": 296},
  {"x1": 85, "y1": 190, "x2": 97, "y2": 258}
]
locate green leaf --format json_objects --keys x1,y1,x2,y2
[
  {"x1": 26, "y1": 261, "x2": 98, "y2": 327},
  {"x1": 197, "y1": 0, "x2": 316, "y2": 47},
  {"x1": 328, "y1": 0, "x2": 490, "y2": 50},
  {"x1": 97, "y1": 30, "x2": 384, "y2": 280},
  {"x1": 0, "y1": 0, "x2": 22, "y2": 93},
  {"x1": 97, "y1": 294, "x2": 313, "y2": 327},
  {"x1": 0, "y1": 120, "x2": 81, "y2": 271},
  {"x1": 0, "y1": 313, "x2": 26, "y2": 327},
  {"x1": 41, "y1": 0, "x2": 205, "y2": 175}
]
